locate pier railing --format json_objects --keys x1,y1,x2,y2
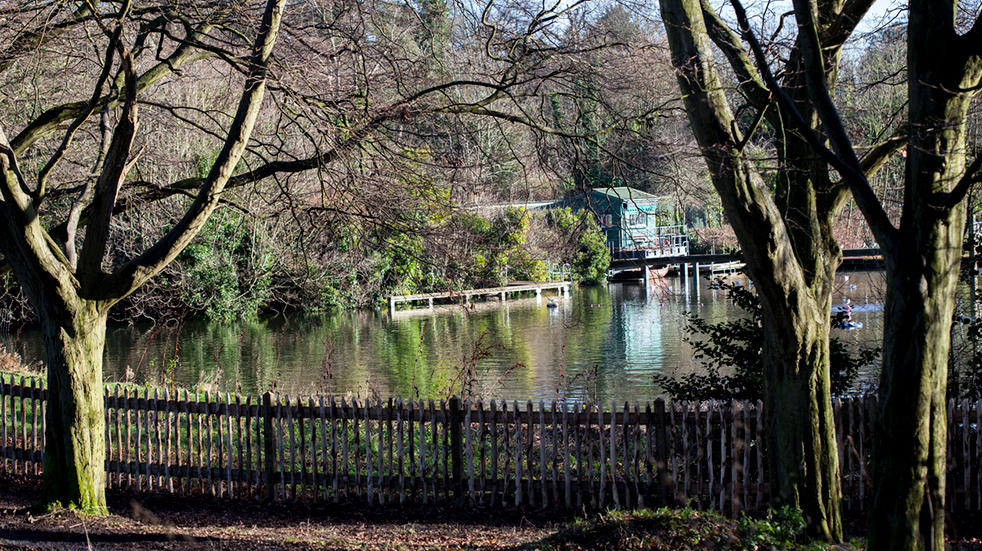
[{"x1": 2, "y1": 375, "x2": 981, "y2": 512}]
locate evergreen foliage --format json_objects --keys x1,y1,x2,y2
[{"x1": 177, "y1": 213, "x2": 274, "y2": 323}]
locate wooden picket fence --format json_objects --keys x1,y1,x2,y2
[{"x1": 3, "y1": 374, "x2": 982, "y2": 512}]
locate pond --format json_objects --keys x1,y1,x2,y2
[{"x1": 1, "y1": 270, "x2": 886, "y2": 404}]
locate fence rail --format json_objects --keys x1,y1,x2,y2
[{"x1": 3, "y1": 375, "x2": 982, "y2": 512}]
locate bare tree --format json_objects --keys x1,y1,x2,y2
[
  {"x1": 659, "y1": 0, "x2": 894, "y2": 540},
  {"x1": 0, "y1": 0, "x2": 287, "y2": 512},
  {"x1": 662, "y1": 0, "x2": 982, "y2": 547},
  {"x1": 0, "y1": 0, "x2": 639, "y2": 511}
]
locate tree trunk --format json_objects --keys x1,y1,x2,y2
[
  {"x1": 36, "y1": 300, "x2": 108, "y2": 512},
  {"x1": 747, "y1": 198, "x2": 842, "y2": 540},
  {"x1": 870, "y1": 254, "x2": 956, "y2": 550},
  {"x1": 660, "y1": 0, "x2": 844, "y2": 540},
  {"x1": 867, "y1": 3, "x2": 979, "y2": 548},
  {"x1": 760, "y1": 301, "x2": 841, "y2": 539},
  {"x1": 868, "y1": 74, "x2": 969, "y2": 551}
]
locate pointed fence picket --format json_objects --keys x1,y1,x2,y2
[{"x1": 3, "y1": 374, "x2": 982, "y2": 512}]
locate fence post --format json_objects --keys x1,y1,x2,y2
[
  {"x1": 450, "y1": 397, "x2": 463, "y2": 507},
  {"x1": 654, "y1": 398, "x2": 672, "y2": 507},
  {"x1": 263, "y1": 392, "x2": 275, "y2": 501}
]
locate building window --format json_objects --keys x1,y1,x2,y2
[
  {"x1": 599, "y1": 214, "x2": 613, "y2": 227},
  {"x1": 628, "y1": 212, "x2": 647, "y2": 227}
]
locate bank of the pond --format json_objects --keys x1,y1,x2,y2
[{"x1": 7, "y1": 468, "x2": 982, "y2": 551}]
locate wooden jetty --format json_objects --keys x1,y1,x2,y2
[
  {"x1": 609, "y1": 249, "x2": 885, "y2": 279},
  {"x1": 388, "y1": 282, "x2": 571, "y2": 313}
]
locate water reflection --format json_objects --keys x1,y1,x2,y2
[{"x1": 1, "y1": 271, "x2": 886, "y2": 404}]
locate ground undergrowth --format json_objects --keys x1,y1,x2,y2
[{"x1": 1, "y1": 472, "x2": 981, "y2": 550}]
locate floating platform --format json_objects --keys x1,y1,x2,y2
[{"x1": 387, "y1": 282, "x2": 572, "y2": 313}]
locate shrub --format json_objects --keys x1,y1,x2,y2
[
  {"x1": 177, "y1": 212, "x2": 274, "y2": 323},
  {"x1": 546, "y1": 206, "x2": 610, "y2": 284}
]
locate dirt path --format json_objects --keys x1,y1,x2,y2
[
  {"x1": 5, "y1": 471, "x2": 982, "y2": 550},
  {"x1": 0, "y1": 473, "x2": 557, "y2": 550}
]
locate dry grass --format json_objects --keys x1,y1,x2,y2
[{"x1": 0, "y1": 344, "x2": 42, "y2": 380}]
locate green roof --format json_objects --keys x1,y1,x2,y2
[{"x1": 591, "y1": 187, "x2": 659, "y2": 202}]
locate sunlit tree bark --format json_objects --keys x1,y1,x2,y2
[{"x1": 867, "y1": 4, "x2": 982, "y2": 548}]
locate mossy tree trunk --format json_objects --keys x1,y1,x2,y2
[
  {"x1": 0, "y1": 0, "x2": 285, "y2": 512},
  {"x1": 699, "y1": 1, "x2": 981, "y2": 548},
  {"x1": 37, "y1": 301, "x2": 109, "y2": 512},
  {"x1": 869, "y1": 251, "x2": 959, "y2": 550},
  {"x1": 660, "y1": 0, "x2": 888, "y2": 540},
  {"x1": 759, "y1": 304, "x2": 840, "y2": 533},
  {"x1": 867, "y1": 3, "x2": 980, "y2": 547}
]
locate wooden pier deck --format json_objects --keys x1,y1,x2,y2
[
  {"x1": 609, "y1": 248, "x2": 885, "y2": 274},
  {"x1": 388, "y1": 282, "x2": 571, "y2": 313}
]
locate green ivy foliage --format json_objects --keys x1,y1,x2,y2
[
  {"x1": 546, "y1": 206, "x2": 610, "y2": 285},
  {"x1": 177, "y1": 213, "x2": 273, "y2": 324}
]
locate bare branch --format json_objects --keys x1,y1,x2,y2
[
  {"x1": 9, "y1": 23, "x2": 216, "y2": 156},
  {"x1": 941, "y1": 153, "x2": 982, "y2": 211},
  {"x1": 0, "y1": 2, "x2": 93, "y2": 76},
  {"x1": 78, "y1": 36, "x2": 140, "y2": 290},
  {"x1": 859, "y1": 131, "x2": 907, "y2": 176},
  {"x1": 34, "y1": 23, "x2": 121, "y2": 204},
  {"x1": 104, "y1": 0, "x2": 287, "y2": 301},
  {"x1": 64, "y1": 101, "x2": 113, "y2": 271},
  {"x1": 699, "y1": 0, "x2": 770, "y2": 110},
  {"x1": 821, "y1": 0, "x2": 878, "y2": 51},
  {"x1": 730, "y1": 0, "x2": 898, "y2": 249},
  {"x1": 959, "y1": 11, "x2": 982, "y2": 55}
]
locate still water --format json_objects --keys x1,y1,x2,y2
[{"x1": 1, "y1": 272, "x2": 885, "y2": 404}]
